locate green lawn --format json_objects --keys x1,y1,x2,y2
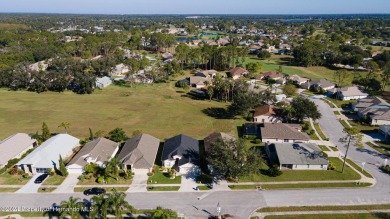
[
  {"x1": 38, "y1": 187, "x2": 56, "y2": 193},
  {"x1": 330, "y1": 146, "x2": 339, "y2": 152},
  {"x1": 325, "y1": 98, "x2": 357, "y2": 108},
  {"x1": 0, "y1": 82, "x2": 245, "y2": 140},
  {"x1": 0, "y1": 174, "x2": 31, "y2": 185},
  {"x1": 147, "y1": 186, "x2": 180, "y2": 191},
  {"x1": 259, "y1": 204, "x2": 390, "y2": 212},
  {"x1": 334, "y1": 111, "x2": 341, "y2": 115},
  {"x1": 0, "y1": 188, "x2": 19, "y2": 193},
  {"x1": 346, "y1": 159, "x2": 373, "y2": 178},
  {"x1": 314, "y1": 123, "x2": 328, "y2": 140},
  {"x1": 77, "y1": 176, "x2": 132, "y2": 185},
  {"x1": 42, "y1": 175, "x2": 66, "y2": 186},
  {"x1": 319, "y1": 145, "x2": 330, "y2": 151},
  {"x1": 239, "y1": 158, "x2": 360, "y2": 182},
  {"x1": 74, "y1": 187, "x2": 128, "y2": 192},
  {"x1": 321, "y1": 98, "x2": 336, "y2": 108},
  {"x1": 229, "y1": 182, "x2": 371, "y2": 190},
  {"x1": 366, "y1": 142, "x2": 390, "y2": 157},
  {"x1": 349, "y1": 120, "x2": 379, "y2": 132},
  {"x1": 198, "y1": 185, "x2": 211, "y2": 190},
  {"x1": 264, "y1": 213, "x2": 390, "y2": 219},
  {"x1": 147, "y1": 166, "x2": 182, "y2": 184},
  {"x1": 340, "y1": 120, "x2": 350, "y2": 129}
]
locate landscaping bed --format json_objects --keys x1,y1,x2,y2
[{"x1": 147, "y1": 166, "x2": 181, "y2": 184}]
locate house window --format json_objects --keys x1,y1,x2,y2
[
  {"x1": 284, "y1": 139, "x2": 288, "y2": 142},
  {"x1": 307, "y1": 164, "x2": 310, "y2": 168},
  {"x1": 321, "y1": 164, "x2": 324, "y2": 169},
  {"x1": 262, "y1": 119, "x2": 265, "y2": 123}
]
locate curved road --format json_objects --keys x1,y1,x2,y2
[{"x1": 0, "y1": 98, "x2": 389, "y2": 219}]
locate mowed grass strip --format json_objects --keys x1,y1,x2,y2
[
  {"x1": 229, "y1": 182, "x2": 371, "y2": 190},
  {"x1": 239, "y1": 158, "x2": 360, "y2": 182},
  {"x1": 346, "y1": 159, "x2": 373, "y2": 178},
  {"x1": 147, "y1": 186, "x2": 180, "y2": 191},
  {"x1": 366, "y1": 142, "x2": 390, "y2": 157},
  {"x1": 318, "y1": 145, "x2": 330, "y2": 151},
  {"x1": 263, "y1": 213, "x2": 390, "y2": 219},
  {"x1": 0, "y1": 188, "x2": 19, "y2": 193},
  {"x1": 259, "y1": 204, "x2": 390, "y2": 212},
  {"x1": 0, "y1": 84, "x2": 244, "y2": 140},
  {"x1": 74, "y1": 187, "x2": 128, "y2": 193},
  {"x1": 314, "y1": 123, "x2": 327, "y2": 140}
]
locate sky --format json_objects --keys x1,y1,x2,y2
[{"x1": 1, "y1": 0, "x2": 390, "y2": 14}]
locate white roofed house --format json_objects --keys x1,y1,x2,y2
[
  {"x1": 95, "y1": 76, "x2": 112, "y2": 89},
  {"x1": 0, "y1": 133, "x2": 37, "y2": 169},
  {"x1": 16, "y1": 134, "x2": 80, "y2": 175},
  {"x1": 328, "y1": 86, "x2": 368, "y2": 100},
  {"x1": 110, "y1": 63, "x2": 129, "y2": 76},
  {"x1": 66, "y1": 138, "x2": 119, "y2": 174}
]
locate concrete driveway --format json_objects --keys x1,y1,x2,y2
[
  {"x1": 178, "y1": 174, "x2": 198, "y2": 192},
  {"x1": 15, "y1": 174, "x2": 42, "y2": 193},
  {"x1": 53, "y1": 173, "x2": 80, "y2": 193},
  {"x1": 127, "y1": 172, "x2": 148, "y2": 192}
]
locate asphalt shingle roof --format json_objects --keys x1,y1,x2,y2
[
  {"x1": 0, "y1": 133, "x2": 37, "y2": 167},
  {"x1": 161, "y1": 134, "x2": 199, "y2": 166},
  {"x1": 261, "y1": 123, "x2": 310, "y2": 141},
  {"x1": 270, "y1": 143, "x2": 328, "y2": 165}
]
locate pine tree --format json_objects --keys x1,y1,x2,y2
[
  {"x1": 89, "y1": 128, "x2": 94, "y2": 140},
  {"x1": 59, "y1": 155, "x2": 68, "y2": 176},
  {"x1": 41, "y1": 122, "x2": 51, "y2": 141}
]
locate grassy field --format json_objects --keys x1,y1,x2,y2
[
  {"x1": 148, "y1": 166, "x2": 182, "y2": 184},
  {"x1": 42, "y1": 175, "x2": 66, "y2": 186},
  {"x1": 0, "y1": 81, "x2": 245, "y2": 140},
  {"x1": 264, "y1": 213, "x2": 390, "y2": 219},
  {"x1": 0, "y1": 174, "x2": 31, "y2": 185},
  {"x1": 239, "y1": 158, "x2": 360, "y2": 182},
  {"x1": 147, "y1": 186, "x2": 180, "y2": 191},
  {"x1": 229, "y1": 182, "x2": 371, "y2": 190},
  {"x1": 74, "y1": 187, "x2": 128, "y2": 192}
]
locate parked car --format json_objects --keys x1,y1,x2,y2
[
  {"x1": 34, "y1": 173, "x2": 49, "y2": 184},
  {"x1": 83, "y1": 187, "x2": 106, "y2": 196}
]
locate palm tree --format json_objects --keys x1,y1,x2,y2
[
  {"x1": 108, "y1": 190, "x2": 134, "y2": 219},
  {"x1": 100, "y1": 157, "x2": 122, "y2": 183},
  {"x1": 60, "y1": 196, "x2": 82, "y2": 219},
  {"x1": 58, "y1": 122, "x2": 71, "y2": 134},
  {"x1": 91, "y1": 194, "x2": 109, "y2": 219}
]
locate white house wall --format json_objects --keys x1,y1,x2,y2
[
  {"x1": 281, "y1": 164, "x2": 328, "y2": 170},
  {"x1": 262, "y1": 138, "x2": 309, "y2": 143}
]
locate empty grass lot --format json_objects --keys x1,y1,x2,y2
[
  {"x1": 0, "y1": 82, "x2": 245, "y2": 140},
  {"x1": 239, "y1": 157, "x2": 360, "y2": 182}
]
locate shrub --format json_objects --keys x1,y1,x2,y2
[
  {"x1": 254, "y1": 139, "x2": 261, "y2": 144},
  {"x1": 147, "y1": 172, "x2": 154, "y2": 177},
  {"x1": 97, "y1": 176, "x2": 104, "y2": 184},
  {"x1": 22, "y1": 173, "x2": 29, "y2": 178},
  {"x1": 8, "y1": 167, "x2": 19, "y2": 175},
  {"x1": 48, "y1": 168, "x2": 55, "y2": 176},
  {"x1": 78, "y1": 175, "x2": 85, "y2": 181},
  {"x1": 267, "y1": 165, "x2": 282, "y2": 177},
  {"x1": 84, "y1": 163, "x2": 98, "y2": 174},
  {"x1": 302, "y1": 121, "x2": 310, "y2": 131},
  {"x1": 327, "y1": 161, "x2": 336, "y2": 170}
]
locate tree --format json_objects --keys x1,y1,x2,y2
[
  {"x1": 207, "y1": 86, "x2": 214, "y2": 101},
  {"x1": 246, "y1": 62, "x2": 263, "y2": 74},
  {"x1": 99, "y1": 157, "x2": 122, "y2": 183},
  {"x1": 151, "y1": 206, "x2": 179, "y2": 219},
  {"x1": 107, "y1": 190, "x2": 134, "y2": 219},
  {"x1": 290, "y1": 97, "x2": 321, "y2": 123},
  {"x1": 41, "y1": 122, "x2": 51, "y2": 141},
  {"x1": 89, "y1": 128, "x2": 94, "y2": 140},
  {"x1": 257, "y1": 50, "x2": 271, "y2": 60},
  {"x1": 107, "y1": 128, "x2": 127, "y2": 142},
  {"x1": 339, "y1": 127, "x2": 363, "y2": 173},
  {"x1": 206, "y1": 138, "x2": 264, "y2": 180},
  {"x1": 90, "y1": 194, "x2": 110, "y2": 219},
  {"x1": 381, "y1": 67, "x2": 390, "y2": 91},
  {"x1": 333, "y1": 69, "x2": 348, "y2": 99},
  {"x1": 282, "y1": 84, "x2": 298, "y2": 97},
  {"x1": 58, "y1": 122, "x2": 70, "y2": 133},
  {"x1": 59, "y1": 155, "x2": 68, "y2": 177},
  {"x1": 60, "y1": 196, "x2": 82, "y2": 219}
]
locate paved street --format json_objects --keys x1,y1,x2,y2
[{"x1": 2, "y1": 98, "x2": 390, "y2": 218}]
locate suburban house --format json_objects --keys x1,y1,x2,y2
[
  {"x1": 161, "y1": 134, "x2": 199, "y2": 175},
  {"x1": 96, "y1": 76, "x2": 112, "y2": 89},
  {"x1": 253, "y1": 105, "x2": 281, "y2": 123},
  {"x1": 111, "y1": 63, "x2": 129, "y2": 76},
  {"x1": 229, "y1": 67, "x2": 248, "y2": 80},
  {"x1": 189, "y1": 76, "x2": 212, "y2": 88},
  {"x1": 327, "y1": 86, "x2": 368, "y2": 100},
  {"x1": 204, "y1": 132, "x2": 236, "y2": 153},
  {"x1": 259, "y1": 71, "x2": 285, "y2": 84},
  {"x1": 195, "y1": 70, "x2": 217, "y2": 78},
  {"x1": 130, "y1": 72, "x2": 154, "y2": 84},
  {"x1": 353, "y1": 97, "x2": 390, "y2": 125},
  {"x1": 0, "y1": 133, "x2": 37, "y2": 169},
  {"x1": 66, "y1": 138, "x2": 119, "y2": 174},
  {"x1": 265, "y1": 143, "x2": 328, "y2": 170},
  {"x1": 242, "y1": 123, "x2": 261, "y2": 137},
  {"x1": 301, "y1": 79, "x2": 335, "y2": 91},
  {"x1": 379, "y1": 125, "x2": 390, "y2": 142},
  {"x1": 16, "y1": 134, "x2": 80, "y2": 175},
  {"x1": 161, "y1": 53, "x2": 174, "y2": 60},
  {"x1": 289, "y1": 74, "x2": 309, "y2": 85},
  {"x1": 260, "y1": 123, "x2": 310, "y2": 143},
  {"x1": 117, "y1": 134, "x2": 160, "y2": 174},
  {"x1": 28, "y1": 60, "x2": 50, "y2": 72}
]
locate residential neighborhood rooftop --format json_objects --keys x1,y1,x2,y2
[
  {"x1": 269, "y1": 143, "x2": 328, "y2": 165},
  {"x1": 261, "y1": 123, "x2": 310, "y2": 141}
]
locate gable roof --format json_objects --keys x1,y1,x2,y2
[
  {"x1": 161, "y1": 134, "x2": 199, "y2": 166},
  {"x1": 204, "y1": 132, "x2": 236, "y2": 153},
  {"x1": 270, "y1": 143, "x2": 328, "y2": 165},
  {"x1": 311, "y1": 79, "x2": 335, "y2": 88},
  {"x1": 118, "y1": 134, "x2": 160, "y2": 169},
  {"x1": 0, "y1": 133, "x2": 37, "y2": 166},
  {"x1": 261, "y1": 123, "x2": 310, "y2": 141},
  {"x1": 254, "y1": 105, "x2": 277, "y2": 117},
  {"x1": 289, "y1": 74, "x2": 309, "y2": 83},
  {"x1": 67, "y1": 138, "x2": 118, "y2": 167},
  {"x1": 229, "y1": 67, "x2": 248, "y2": 76},
  {"x1": 261, "y1": 71, "x2": 283, "y2": 79},
  {"x1": 329, "y1": 86, "x2": 368, "y2": 97},
  {"x1": 17, "y1": 134, "x2": 80, "y2": 168},
  {"x1": 354, "y1": 96, "x2": 390, "y2": 109},
  {"x1": 189, "y1": 76, "x2": 212, "y2": 85}
]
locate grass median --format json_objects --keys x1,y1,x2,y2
[
  {"x1": 258, "y1": 204, "x2": 390, "y2": 212},
  {"x1": 229, "y1": 182, "x2": 371, "y2": 190},
  {"x1": 263, "y1": 213, "x2": 390, "y2": 219},
  {"x1": 147, "y1": 186, "x2": 180, "y2": 191}
]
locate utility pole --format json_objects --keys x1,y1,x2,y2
[
  {"x1": 217, "y1": 202, "x2": 221, "y2": 219},
  {"x1": 342, "y1": 135, "x2": 352, "y2": 173}
]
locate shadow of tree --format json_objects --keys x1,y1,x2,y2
[{"x1": 202, "y1": 108, "x2": 234, "y2": 119}]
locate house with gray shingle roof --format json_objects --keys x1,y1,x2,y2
[
  {"x1": 118, "y1": 134, "x2": 160, "y2": 174},
  {"x1": 265, "y1": 143, "x2": 328, "y2": 170},
  {"x1": 327, "y1": 86, "x2": 368, "y2": 100},
  {"x1": 301, "y1": 79, "x2": 335, "y2": 91},
  {"x1": 66, "y1": 138, "x2": 119, "y2": 174},
  {"x1": 161, "y1": 134, "x2": 199, "y2": 175},
  {"x1": 0, "y1": 133, "x2": 37, "y2": 168},
  {"x1": 17, "y1": 134, "x2": 80, "y2": 175},
  {"x1": 261, "y1": 123, "x2": 310, "y2": 143}
]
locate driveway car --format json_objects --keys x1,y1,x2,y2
[{"x1": 34, "y1": 174, "x2": 49, "y2": 184}]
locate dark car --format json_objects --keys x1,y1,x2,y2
[
  {"x1": 83, "y1": 187, "x2": 106, "y2": 196},
  {"x1": 34, "y1": 173, "x2": 49, "y2": 184}
]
